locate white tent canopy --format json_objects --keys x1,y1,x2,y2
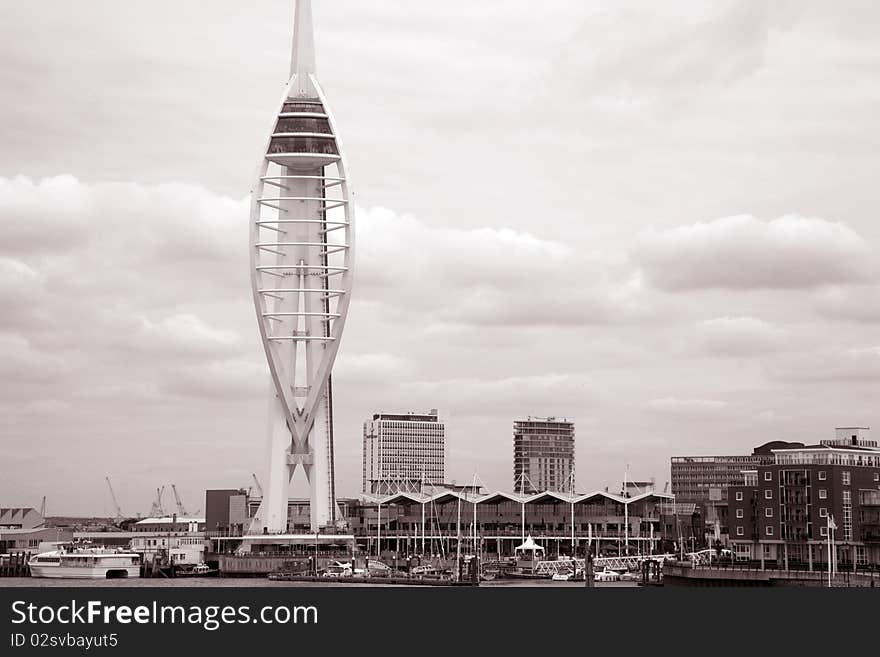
[{"x1": 514, "y1": 535, "x2": 545, "y2": 554}]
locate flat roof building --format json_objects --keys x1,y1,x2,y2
[
  {"x1": 821, "y1": 427, "x2": 875, "y2": 448},
  {"x1": 363, "y1": 410, "x2": 446, "y2": 494},
  {"x1": 728, "y1": 439, "x2": 880, "y2": 569},
  {"x1": 513, "y1": 417, "x2": 575, "y2": 495},
  {"x1": 205, "y1": 489, "x2": 248, "y2": 534},
  {"x1": 670, "y1": 441, "x2": 805, "y2": 503}
]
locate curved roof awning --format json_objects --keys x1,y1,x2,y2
[{"x1": 514, "y1": 535, "x2": 545, "y2": 553}]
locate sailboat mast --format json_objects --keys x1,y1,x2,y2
[
  {"x1": 456, "y1": 494, "x2": 462, "y2": 581},
  {"x1": 472, "y1": 473, "x2": 477, "y2": 555},
  {"x1": 570, "y1": 471, "x2": 575, "y2": 554},
  {"x1": 519, "y1": 466, "x2": 526, "y2": 542},
  {"x1": 624, "y1": 465, "x2": 629, "y2": 553}
]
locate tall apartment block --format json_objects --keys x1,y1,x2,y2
[
  {"x1": 362, "y1": 410, "x2": 446, "y2": 494},
  {"x1": 513, "y1": 417, "x2": 575, "y2": 494}
]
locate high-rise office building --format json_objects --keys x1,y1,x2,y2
[
  {"x1": 363, "y1": 410, "x2": 446, "y2": 494},
  {"x1": 513, "y1": 417, "x2": 575, "y2": 494}
]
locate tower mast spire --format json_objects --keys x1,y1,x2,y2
[
  {"x1": 291, "y1": 0, "x2": 316, "y2": 94},
  {"x1": 250, "y1": 0, "x2": 354, "y2": 534}
]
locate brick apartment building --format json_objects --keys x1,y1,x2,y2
[{"x1": 728, "y1": 430, "x2": 880, "y2": 569}]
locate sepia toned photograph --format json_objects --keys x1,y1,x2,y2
[{"x1": 2, "y1": 0, "x2": 880, "y2": 614}]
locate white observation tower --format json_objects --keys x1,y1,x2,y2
[{"x1": 249, "y1": 0, "x2": 354, "y2": 533}]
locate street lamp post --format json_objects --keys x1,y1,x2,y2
[{"x1": 826, "y1": 514, "x2": 837, "y2": 588}]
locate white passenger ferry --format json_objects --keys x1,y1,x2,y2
[{"x1": 28, "y1": 544, "x2": 142, "y2": 579}]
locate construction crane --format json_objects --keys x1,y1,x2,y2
[
  {"x1": 149, "y1": 486, "x2": 166, "y2": 518},
  {"x1": 171, "y1": 484, "x2": 189, "y2": 516},
  {"x1": 251, "y1": 473, "x2": 263, "y2": 498},
  {"x1": 105, "y1": 477, "x2": 123, "y2": 520}
]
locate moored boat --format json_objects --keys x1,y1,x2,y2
[
  {"x1": 28, "y1": 544, "x2": 141, "y2": 579},
  {"x1": 594, "y1": 567, "x2": 621, "y2": 582},
  {"x1": 185, "y1": 563, "x2": 219, "y2": 577}
]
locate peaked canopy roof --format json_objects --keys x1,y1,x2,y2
[
  {"x1": 514, "y1": 535, "x2": 545, "y2": 552},
  {"x1": 366, "y1": 488, "x2": 674, "y2": 507}
]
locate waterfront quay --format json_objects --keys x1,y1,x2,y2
[
  {"x1": 0, "y1": 553, "x2": 29, "y2": 577},
  {"x1": 663, "y1": 560, "x2": 880, "y2": 587}
]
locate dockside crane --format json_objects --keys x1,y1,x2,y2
[
  {"x1": 171, "y1": 484, "x2": 189, "y2": 516},
  {"x1": 149, "y1": 486, "x2": 166, "y2": 518},
  {"x1": 105, "y1": 477, "x2": 123, "y2": 521},
  {"x1": 251, "y1": 474, "x2": 263, "y2": 498}
]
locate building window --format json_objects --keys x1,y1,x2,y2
[
  {"x1": 765, "y1": 490, "x2": 772, "y2": 500},
  {"x1": 820, "y1": 526, "x2": 827, "y2": 537},
  {"x1": 819, "y1": 508, "x2": 827, "y2": 517},
  {"x1": 736, "y1": 509, "x2": 744, "y2": 518},
  {"x1": 765, "y1": 526, "x2": 773, "y2": 536},
  {"x1": 842, "y1": 489, "x2": 852, "y2": 541},
  {"x1": 819, "y1": 489, "x2": 827, "y2": 499},
  {"x1": 736, "y1": 526, "x2": 744, "y2": 536},
  {"x1": 735, "y1": 492, "x2": 743, "y2": 501},
  {"x1": 764, "y1": 471, "x2": 772, "y2": 482},
  {"x1": 818, "y1": 471, "x2": 826, "y2": 481},
  {"x1": 875, "y1": 473, "x2": 879, "y2": 482},
  {"x1": 842, "y1": 471, "x2": 851, "y2": 486},
  {"x1": 765, "y1": 508, "x2": 773, "y2": 518}
]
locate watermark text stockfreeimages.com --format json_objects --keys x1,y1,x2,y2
[{"x1": 10, "y1": 599, "x2": 318, "y2": 632}]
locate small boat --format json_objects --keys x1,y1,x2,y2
[
  {"x1": 187, "y1": 563, "x2": 218, "y2": 577},
  {"x1": 594, "y1": 567, "x2": 621, "y2": 582},
  {"x1": 551, "y1": 569, "x2": 575, "y2": 581},
  {"x1": 322, "y1": 561, "x2": 354, "y2": 578},
  {"x1": 28, "y1": 544, "x2": 141, "y2": 579},
  {"x1": 365, "y1": 560, "x2": 392, "y2": 577},
  {"x1": 411, "y1": 564, "x2": 439, "y2": 576}
]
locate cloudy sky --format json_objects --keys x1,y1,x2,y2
[{"x1": 2, "y1": 0, "x2": 879, "y2": 515}]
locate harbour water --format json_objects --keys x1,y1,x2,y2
[{"x1": 0, "y1": 577, "x2": 639, "y2": 589}]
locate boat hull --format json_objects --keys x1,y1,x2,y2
[{"x1": 29, "y1": 565, "x2": 141, "y2": 579}]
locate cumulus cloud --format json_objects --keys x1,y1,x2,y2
[
  {"x1": 0, "y1": 176, "x2": 256, "y2": 411},
  {"x1": 554, "y1": 1, "x2": 796, "y2": 103},
  {"x1": 0, "y1": 174, "x2": 648, "y2": 508},
  {"x1": 334, "y1": 352, "x2": 412, "y2": 382},
  {"x1": 767, "y1": 346, "x2": 880, "y2": 384},
  {"x1": 634, "y1": 214, "x2": 873, "y2": 291},
  {"x1": 0, "y1": 175, "x2": 95, "y2": 252},
  {"x1": 0, "y1": 257, "x2": 44, "y2": 328},
  {"x1": 159, "y1": 358, "x2": 267, "y2": 400},
  {"x1": 404, "y1": 373, "x2": 598, "y2": 417},
  {"x1": 4, "y1": 1, "x2": 880, "y2": 512},
  {"x1": 134, "y1": 314, "x2": 241, "y2": 359},
  {"x1": 691, "y1": 315, "x2": 787, "y2": 356},
  {"x1": 3, "y1": 170, "x2": 880, "y2": 511},
  {"x1": 0, "y1": 333, "x2": 71, "y2": 386},
  {"x1": 357, "y1": 206, "x2": 647, "y2": 327},
  {"x1": 647, "y1": 397, "x2": 731, "y2": 416},
  {"x1": 814, "y1": 285, "x2": 880, "y2": 323}
]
